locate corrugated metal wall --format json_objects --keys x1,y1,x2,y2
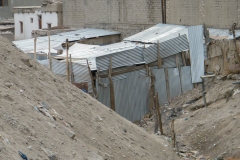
[
  {"x1": 52, "y1": 59, "x2": 93, "y2": 93},
  {"x1": 152, "y1": 68, "x2": 168, "y2": 105},
  {"x1": 181, "y1": 66, "x2": 193, "y2": 93},
  {"x1": 168, "y1": 68, "x2": 182, "y2": 99},
  {"x1": 188, "y1": 25, "x2": 205, "y2": 83},
  {"x1": 97, "y1": 69, "x2": 150, "y2": 122},
  {"x1": 143, "y1": 34, "x2": 189, "y2": 64},
  {"x1": 96, "y1": 47, "x2": 144, "y2": 71}
]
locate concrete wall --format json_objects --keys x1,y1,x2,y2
[
  {"x1": 166, "y1": 0, "x2": 238, "y2": 29},
  {"x1": 62, "y1": 0, "x2": 162, "y2": 39},
  {"x1": 62, "y1": 0, "x2": 240, "y2": 38},
  {"x1": 0, "y1": 0, "x2": 43, "y2": 19}
]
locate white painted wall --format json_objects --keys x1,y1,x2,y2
[
  {"x1": 14, "y1": 11, "x2": 59, "y2": 40},
  {"x1": 42, "y1": 12, "x2": 58, "y2": 29},
  {"x1": 14, "y1": 11, "x2": 41, "y2": 40}
]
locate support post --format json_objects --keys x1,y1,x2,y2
[
  {"x1": 34, "y1": 37, "x2": 37, "y2": 60},
  {"x1": 66, "y1": 39, "x2": 70, "y2": 82},
  {"x1": 109, "y1": 57, "x2": 115, "y2": 111},
  {"x1": 171, "y1": 119, "x2": 176, "y2": 148},
  {"x1": 200, "y1": 74, "x2": 215, "y2": 108},
  {"x1": 164, "y1": 68, "x2": 170, "y2": 101}
]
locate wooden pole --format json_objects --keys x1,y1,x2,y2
[
  {"x1": 171, "y1": 119, "x2": 176, "y2": 148},
  {"x1": 34, "y1": 37, "x2": 37, "y2": 60},
  {"x1": 48, "y1": 32, "x2": 52, "y2": 71},
  {"x1": 154, "y1": 93, "x2": 158, "y2": 133},
  {"x1": 66, "y1": 39, "x2": 70, "y2": 82},
  {"x1": 164, "y1": 67, "x2": 170, "y2": 101},
  {"x1": 157, "y1": 41, "x2": 162, "y2": 68},
  {"x1": 109, "y1": 57, "x2": 115, "y2": 111},
  {"x1": 155, "y1": 92, "x2": 164, "y2": 135}
]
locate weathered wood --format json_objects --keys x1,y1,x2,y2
[
  {"x1": 155, "y1": 92, "x2": 163, "y2": 135},
  {"x1": 108, "y1": 57, "x2": 115, "y2": 111},
  {"x1": 34, "y1": 37, "x2": 37, "y2": 60},
  {"x1": 99, "y1": 65, "x2": 145, "y2": 78},
  {"x1": 145, "y1": 64, "x2": 149, "y2": 76},
  {"x1": 171, "y1": 119, "x2": 176, "y2": 148},
  {"x1": 164, "y1": 67, "x2": 170, "y2": 101},
  {"x1": 181, "y1": 51, "x2": 187, "y2": 66},
  {"x1": 49, "y1": 58, "x2": 52, "y2": 71},
  {"x1": 154, "y1": 94, "x2": 158, "y2": 133},
  {"x1": 157, "y1": 41, "x2": 162, "y2": 68},
  {"x1": 176, "y1": 54, "x2": 183, "y2": 94},
  {"x1": 66, "y1": 39, "x2": 70, "y2": 82}
]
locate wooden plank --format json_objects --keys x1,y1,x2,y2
[
  {"x1": 176, "y1": 54, "x2": 183, "y2": 94},
  {"x1": 66, "y1": 39, "x2": 70, "y2": 82},
  {"x1": 99, "y1": 65, "x2": 145, "y2": 78},
  {"x1": 164, "y1": 67, "x2": 170, "y2": 101},
  {"x1": 157, "y1": 41, "x2": 162, "y2": 68},
  {"x1": 171, "y1": 119, "x2": 176, "y2": 148}
]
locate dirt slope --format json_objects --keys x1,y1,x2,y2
[
  {"x1": 148, "y1": 78, "x2": 240, "y2": 159},
  {"x1": 0, "y1": 36, "x2": 180, "y2": 160}
]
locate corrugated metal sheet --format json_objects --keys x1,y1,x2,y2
[
  {"x1": 143, "y1": 35, "x2": 189, "y2": 64},
  {"x1": 124, "y1": 23, "x2": 188, "y2": 43},
  {"x1": 168, "y1": 68, "x2": 182, "y2": 99},
  {"x1": 96, "y1": 47, "x2": 145, "y2": 71},
  {"x1": 188, "y1": 25, "x2": 205, "y2": 83},
  {"x1": 13, "y1": 28, "x2": 120, "y2": 54},
  {"x1": 51, "y1": 59, "x2": 93, "y2": 92},
  {"x1": 180, "y1": 66, "x2": 193, "y2": 93},
  {"x1": 152, "y1": 68, "x2": 168, "y2": 105},
  {"x1": 97, "y1": 69, "x2": 150, "y2": 122},
  {"x1": 162, "y1": 53, "x2": 183, "y2": 68}
]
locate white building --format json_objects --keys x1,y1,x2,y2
[{"x1": 13, "y1": 3, "x2": 63, "y2": 40}]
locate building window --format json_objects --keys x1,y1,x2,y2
[
  {"x1": 0, "y1": 0, "x2": 8, "y2": 6},
  {"x1": 30, "y1": 18, "x2": 33, "y2": 23},
  {"x1": 20, "y1": 21, "x2": 23, "y2": 33},
  {"x1": 38, "y1": 15, "x2": 42, "y2": 29},
  {"x1": 47, "y1": 23, "x2": 51, "y2": 29}
]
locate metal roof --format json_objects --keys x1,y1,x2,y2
[
  {"x1": 124, "y1": 23, "x2": 188, "y2": 43},
  {"x1": 56, "y1": 42, "x2": 150, "y2": 71},
  {"x1": 13, "y1": 28, "x2": 121, "y2": 54}
]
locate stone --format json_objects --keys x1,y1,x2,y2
[
  {"x1": 49, "y1": 154, "x2": 58, "y2": 160},
  {"x1": 231, "y1": 74, "x2": 240, "y2": 80},
  {"x1": 182, "y1": 104, "x2": 190, "y2": 108},
  {"x1": 65, "y1": 128, "x2": 76, "y2": 139},
  {"x1": 4, "y1": 83, "x2": 13, "y2": 88}
]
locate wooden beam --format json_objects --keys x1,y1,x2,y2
[
  {"x1": 69, "y1": 54, "x2": 73, "y2": 84},
  {"x1": 181, "y1": 51, "x2": 187, "y2": 66},
  {"x1": 99, "y1": 65, "x2": 145, "y2": 78},
  {"x1": 176, "y1": 54, "x2": 183, "y2": 94}
]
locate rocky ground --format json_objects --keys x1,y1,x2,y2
[
  {"x1": 0, "y1": 36, "x2": 180, "y2": 159},
  {"x1": 139, "y1": 75, "x2": 240, "y2": 160}
]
